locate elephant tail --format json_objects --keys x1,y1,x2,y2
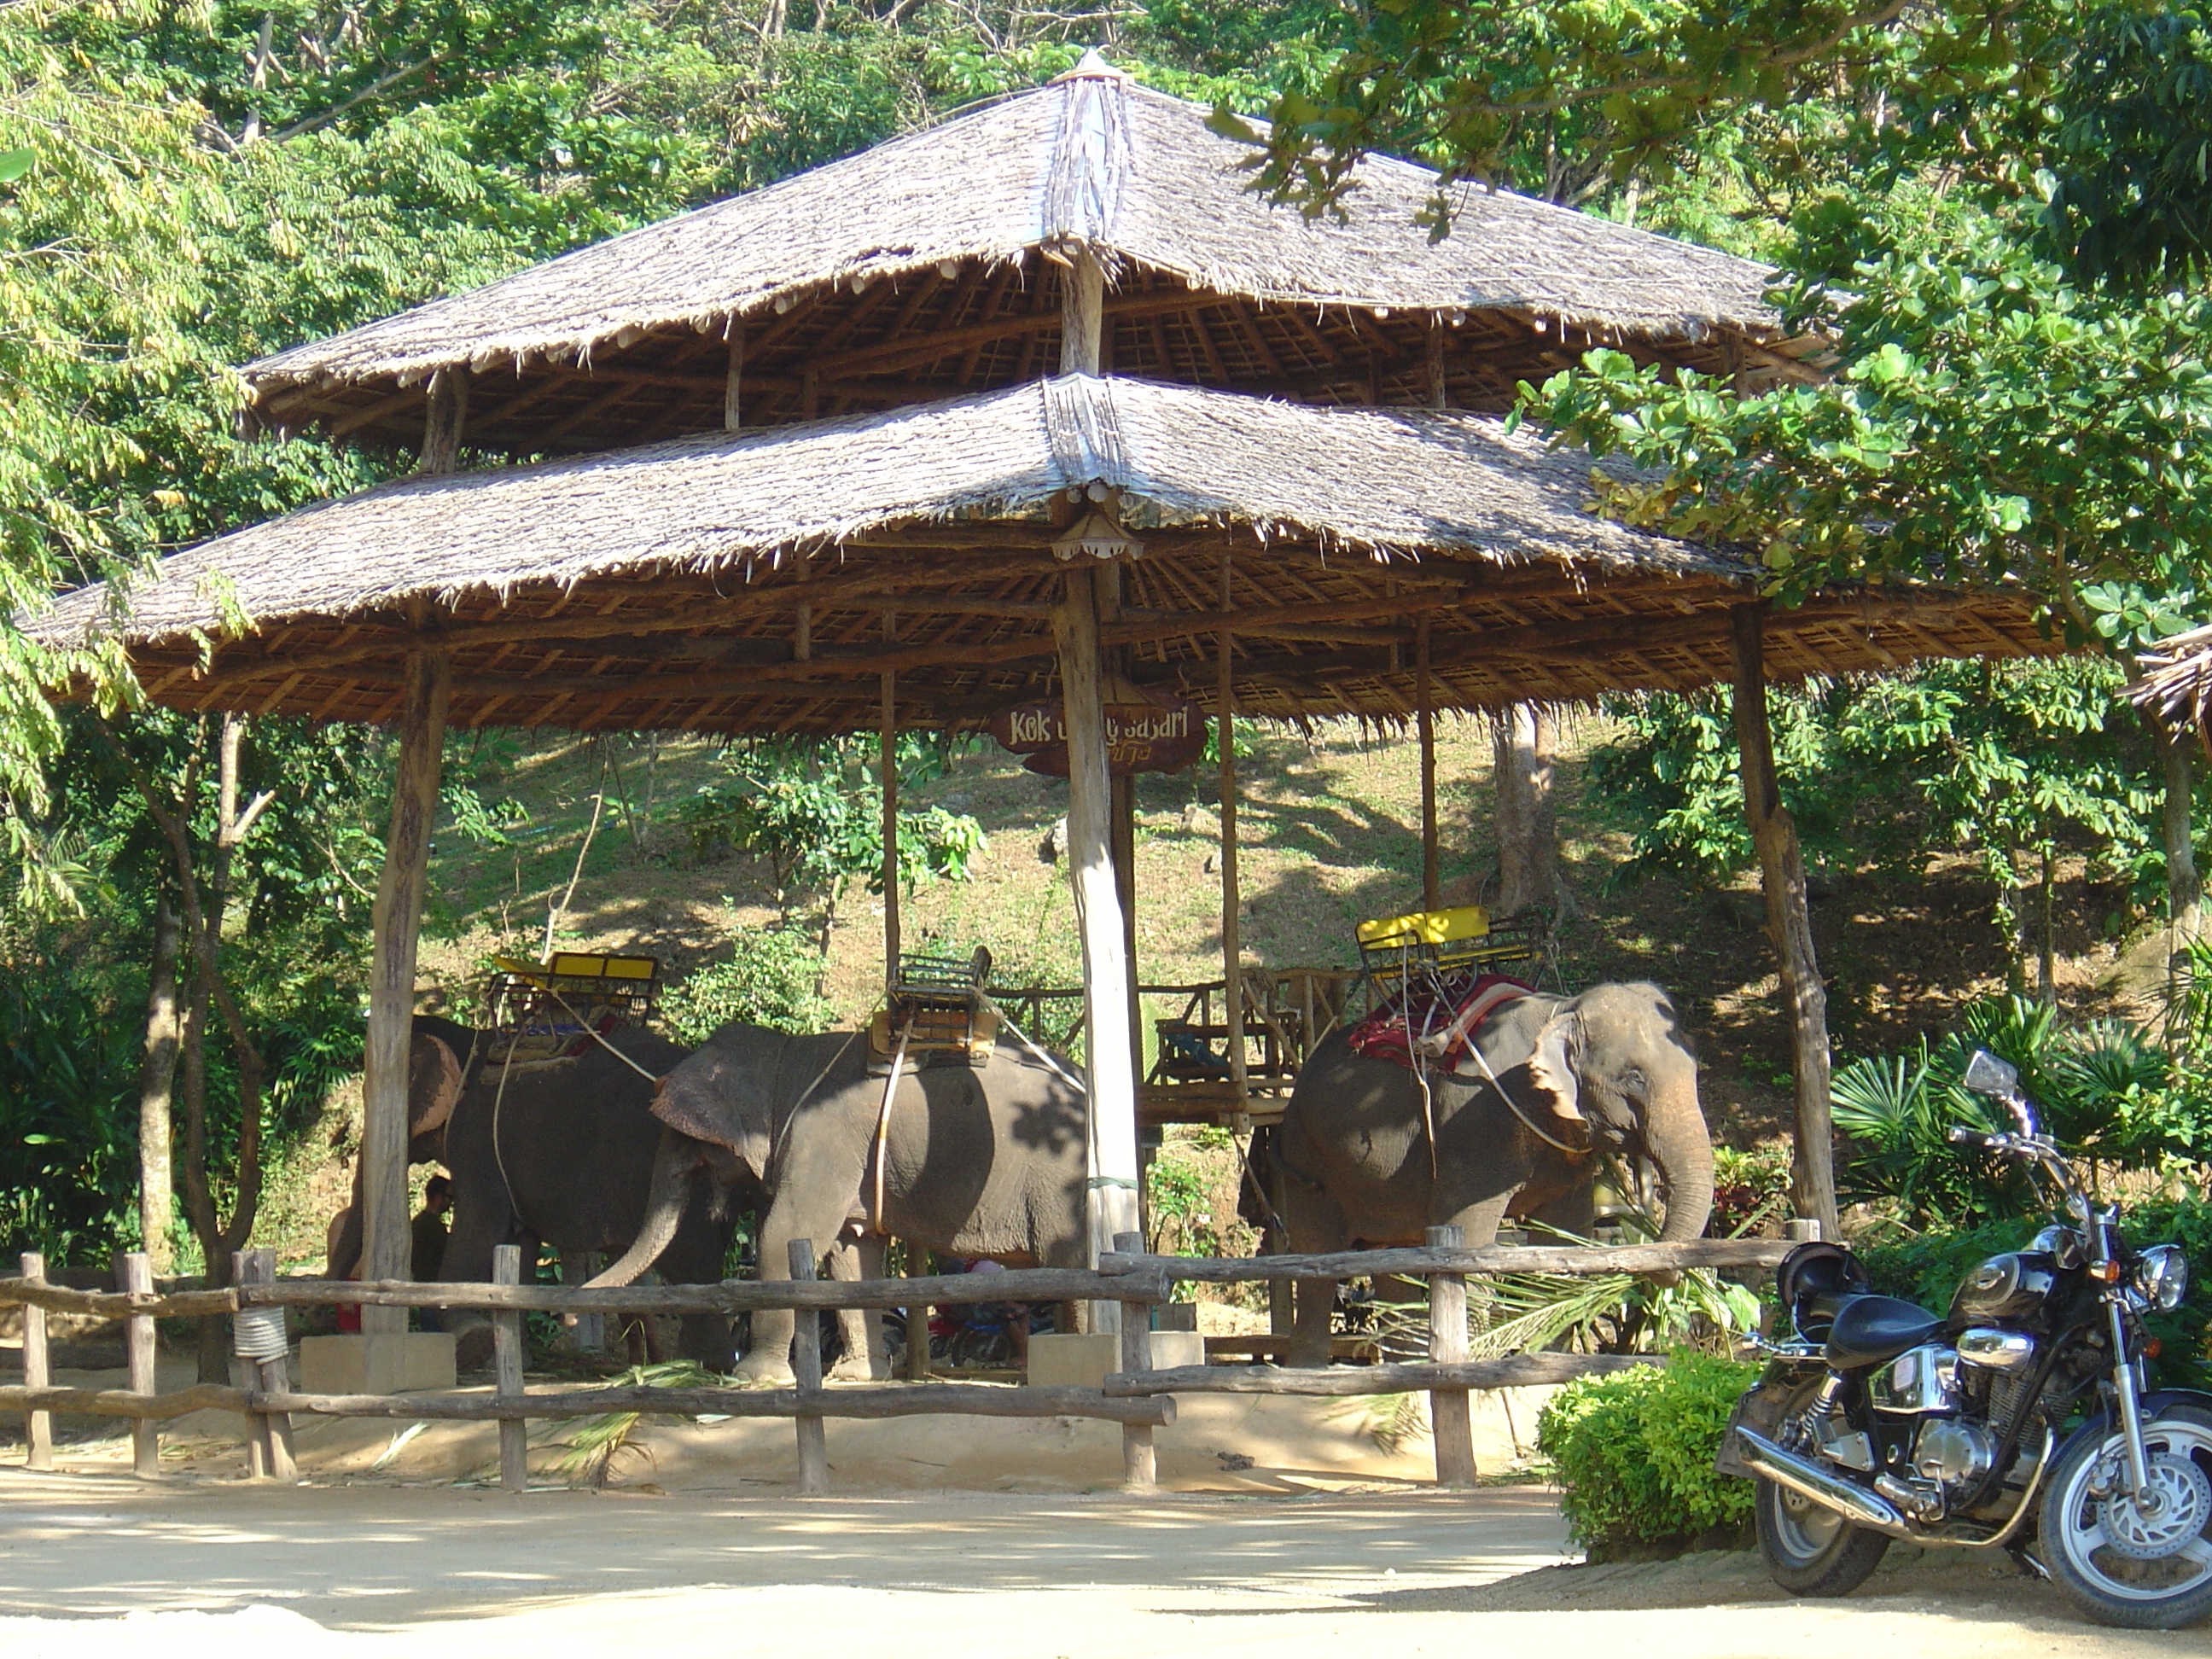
[{"x1": 587, "y1": 1126, "x2": 695, "y2": 1289}]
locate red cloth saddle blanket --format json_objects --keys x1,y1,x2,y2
[{"x1": 1346, "y1": 974, "x2": 1535, "y2": 1071}]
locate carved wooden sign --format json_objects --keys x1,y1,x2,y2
[{"x1": 989, "y1": 688, "x2": 1207, "y2": 777}]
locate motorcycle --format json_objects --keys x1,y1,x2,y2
[{"x1": 1720, "y1": 1048, "x2": 2209, "y2": 1629}]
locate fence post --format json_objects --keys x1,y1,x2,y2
[
  {"x1": 118, "y1": 1252, "x2": 160, "y2": 1480},
  {"x1": 1784, "y1": 1217, "x2": 1823, "y2": 1243},
  {"x1": 234, "y1": 1249, "x2": 296, "y2": 1482},
  {"x1": 492, "y1": 1244, "x2": 528, "y2": 1493},
  {"x1": 1425, "y1": 1225, "x2": 1476, "y2": 1489},
  {"x1": 788, "y1": 1238, "x2": 828, "y2": 1495},
  {"x1": 19, "y1": 1251, "x2": 51, "y2": 1470},
  {"x1": 1113, "y1": 1231, "x2": 1156, "y2": 1491}
]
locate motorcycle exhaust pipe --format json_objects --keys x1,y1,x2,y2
[{"x1": 1734, "y1": 1428, "x2": 1909, "y2": 1535}]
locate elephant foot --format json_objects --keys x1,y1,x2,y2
[
  {"x1": 827, "y1": 1355, "x2": 892, "y2": 1382},
  {"x1": 454, "y1": 1326, "x2": 496, "y2": 1372},
  {"x1": 732, "y1": 1356, "x2": 799, "y2": 1387}
]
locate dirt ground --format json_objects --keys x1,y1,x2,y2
[{"x1": 3, "y1": 1393, "x2": 2207, "y2": 1658}]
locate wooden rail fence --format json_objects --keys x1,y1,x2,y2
[{"x1": 3, "y1": 1235, "x2": 1793, "y2": 1493}]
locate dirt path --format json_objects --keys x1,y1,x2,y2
[{"x1": 0, "y1": 1467, "x2": 2200, "y2": 1659}]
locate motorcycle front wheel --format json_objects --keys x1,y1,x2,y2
[
  {"x1": 2040, "y1": 1400, "x2": 2212, "y2": 1629},
  {"x1": 1755, "y1": 1477, "x2": 1892, "y2": 1596}
]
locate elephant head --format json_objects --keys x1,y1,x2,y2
[
  {"x1": 587, "y1": 1022, "x2": 794, "y2": 1288},
  {"x1": 1520, "y1": 981, "x2": 1714, "y2": 1244},
  {"x1": 326, "y1": 1016, "x2": 485, "y2": 1278}
]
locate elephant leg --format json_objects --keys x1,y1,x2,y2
[
  {"x1": 439, "y1": 1188, "x2": 514, "y2": 1371},
  {"x1": 1282, "y1": 1191, "x2": 1350, "y2": 1370},
  {"x1": 556, "y1": 1250, "x2": 604, "y2": 1353},
  {"x1": 1521, "y1": 1182, "x2": 1596, "y2": 1243},
  {"x1": 824, "y1": 1232, "x2": 888, "y2": 1382}
]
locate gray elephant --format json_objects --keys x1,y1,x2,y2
[
  {"x1": 592, "y1": 1021, "x2": 1089, "y2": 1383},
  {"x1": 330, "y1": 1015, "x2": 738, "y2": 1370},
  {"x1": 1264, "y1": 980, "x2": 1714, "y2": 1366}
]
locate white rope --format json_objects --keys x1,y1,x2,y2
[
  {"x1": 1453, "y1": 1021, "x2": 1587, "y2": 1155},
  {"x1": 977, "y1": 992, "x2": 1087, "y2": 1097}
]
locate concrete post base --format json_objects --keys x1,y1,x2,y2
[
  {"x1": 1027, "y1": 1330, "x2": 1205, "y2": 1389},
  {"x1": 298, "y1": 1332, "x2": 457, "y2": 1395}
]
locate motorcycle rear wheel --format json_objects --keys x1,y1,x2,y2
[
  {"x1": 1755, "y1": 1476, "x2": 1892, "y2": 1596},
  {"x1": 2040, "y1": 1400, "x2": 2212, "y2": 1629}
]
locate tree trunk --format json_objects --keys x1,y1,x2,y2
[
  {"x1": 2161, "y1": 719, "x2": 2202, "y2": 945},
  {"x1": 1493, "y1": 703, "x2": 1559, "y2": 916},
  {"x1": 135, "y1": 899, "x2": 183, "y2": 1275},
  {"x1": 1730, "y1": 606, "x2": 1840, "y2": 1240}
]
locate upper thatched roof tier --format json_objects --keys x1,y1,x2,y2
[
  {"x1": 241, "y1": 60, "x2": 1818, "y2": 454},
  {"x1": 44, "y1": 375, "x2": 2046, "y2": 736}
]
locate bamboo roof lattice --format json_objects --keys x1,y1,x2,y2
[
  {"x1": 42, "y1": 376, "x2": 2049, "y2": 735},
  {"x1": 241, "y1": 58, "x2": 1825, "y2": 455}
]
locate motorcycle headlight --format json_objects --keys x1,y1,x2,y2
[{"x1": 2134, "y1": 1244, "x2": 2190, "y2": 1313}]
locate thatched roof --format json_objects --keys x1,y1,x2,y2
[
  {"x1": 43, "y1": 375, "x2": 2048, "y2": 735},
  {"x1": 2127, "y1": 626, "x2": 2212, "y2": 731},
  {"x1": 241, "y1": 58, "x2": 1822, "y2": 454}
]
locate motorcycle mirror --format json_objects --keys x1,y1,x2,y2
[{"x1": 1961, "y1": 1049, "x2": 2018, "y2": 1099}]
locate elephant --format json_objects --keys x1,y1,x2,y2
[
  {"x1": 591, "y1": 1021, "x2": 1089, "y2": 1383},
  {"x1": 329, "y1": 1015, "x2": 738, "y2": 1370},
  {"x1": 1262, "y1": 980, "x2": 1714, "y2": 1366}
]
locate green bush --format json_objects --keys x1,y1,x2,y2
[
  {"x1": 1534, "y1": 1351, "x2": 1761, "y2": 1559},
  {"x1": 661, "y1": 930, "x2": 837, "y2": 1045}
]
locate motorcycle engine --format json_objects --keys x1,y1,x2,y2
[{"x1": 1912, "y1": 1417, "x2": 1999, "y2": 1492}]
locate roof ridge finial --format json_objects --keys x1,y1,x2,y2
[{"x1": 1053, "y1": 47, "x2": 1132, "y2": 83}]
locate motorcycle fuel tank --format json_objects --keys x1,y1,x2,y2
[{"x1": 1947, "y1": 1251, "x2": 2056, "y2": 1323}]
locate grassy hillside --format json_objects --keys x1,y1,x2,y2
[{"x1": 410, "y1": 716, "x2": 2134, "y2": 1155}]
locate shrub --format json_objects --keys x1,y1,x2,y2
[
  {"x1": 1534, "y1": 1351, "x2": 1761, "y2": 1559},
  {"x1": 661, "y1": 930, "x2": 837, "y2": 1044}
]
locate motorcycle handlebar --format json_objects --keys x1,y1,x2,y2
[{"x1": 1947, "y1": 1126, "x2": 1996, "y2": 1149}]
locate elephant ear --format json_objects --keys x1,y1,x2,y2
[
  {"x1": 650, "y1": 1022, "x2": 793, "y2": 1182},
  {"x1": 407, "y1": 1033, "x2": 466, "y2": 1139},
  {"x1": 1524, "y1": 1008, "x2": 1586, "y2": 1127}
]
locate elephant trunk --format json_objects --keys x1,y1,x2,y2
[
  {"x1": 587, "y1": 1126, "x2": 696, "y2": 1289},
  {"x1": 1648, "y1": 1080, "x2": 1716, "y2": 1245}
]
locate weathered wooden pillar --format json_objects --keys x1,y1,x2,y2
[
  {"x1": 419, "y1": 368, "x2": 469, "y2": 474},
  {"x1": 789, "y1": 1238, "x2": 829, "y2": 1494},
  {"x1": 361, "y1": 651, "x2": 451, "y2": 1333},
  {"x1": 1417, "y1": 615, "x2": 1440, "y2": 910},
  {"x1": 881, "y1": 631, "x2": 900, "y2": 987},
  {"x1": 1730, "y1": 603, "x2": 1839, "y2": 1237},
  {"x1": 17, "y1": 1251, "x2": 50, "y2": 1469},
  {"x1": 1114, "y1": 1231, "x2": 1156, "y2": 1489},
  {"x1": 724, "y1": 328, "x2": 744, "y2": 431},
  {"x1": 1062, "y1": 250, "x2": 1105, "y2": 377},
  {"x1": 493, "y1": 1244, "x2": 527, "y2": 1492},
  {"x1": 1426, "y1": 1225, "x2": 1476, "y2": 1488},
  {"x1": 119, "y1": 1251, "x2": 159, "y2": 1478},
  {"x1": 1218, "y1": 549, "x2": 1247, "y2": 1115},
  {"x1": 1056, "y1": 567, "x2": 1141, "y2": 1324}
]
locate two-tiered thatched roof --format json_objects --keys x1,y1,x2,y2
[{"x1": 40, "y1": 55, "x2": 2040, "y2": 738}]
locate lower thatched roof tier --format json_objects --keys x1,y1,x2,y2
[{"x1": 42, "y1": 375, "x2": 2050, "y2": 735}]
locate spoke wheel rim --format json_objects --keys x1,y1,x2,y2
[{"x1": 2054, "y1": 1421, "x2": 2212, "y2": 1603}]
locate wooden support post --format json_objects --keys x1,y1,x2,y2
[
  {"x1": 1218, "y1": 550, "x2": 1246, "y2": 1115},
  {"x1": 881, "y1": 628, "x2": 899, "y2": 987},
  {"x1": 418, "y1": 367, "x2": 469, "y2": 474},
  {"x1": 492, "y1": 1244, "x2": 528, "y2": 1492},
  {"x1": 119, "y1": 1252, "x2": 159, "y2": 1479},
  {"x1": 724, "y1": 328, "x2": 744, "y2": 431},
  {"x1": 904, "y1": 1243, "x2": 931, "y2": 1381},
  {"x1": 1054, "y1": 565, "x2": 1141, "y2": 1330},
  {"x1": 1425, "y1": 1225, "x2": 1476, "y2": 1488},
  {"x1": 235, "y1": 1249, "x2": 295, "y2": 1481},
  {"x1": 362, "y1": 651, "x2": 451, "y2": 1336},
  {"x1": 1062, "y1": 249, "x2": 1105, "y2": 375},
  {"x1": 788, "y1": 1238, "x2": 829, "y2": 1494},
  {"x1": 1113, "y1": 1231, "x2": 1156, "y2": 1490},
  {"x1": 1730, "y1": 604, "x2": 1840, "y2": 1238},
  {"x1": 18, "y1": 1251, "x2": 50, "y2": 1470},
  {"x1": 1417, "y1": 616, "x2": 1440, "y2": 910},
  {"x1": 1426, "y1": 323, "x2": 1448, "y2": 410}
]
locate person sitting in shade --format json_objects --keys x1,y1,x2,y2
[{"x1": 412, "y1": 1174, "x2": 453, "y2": 1283}]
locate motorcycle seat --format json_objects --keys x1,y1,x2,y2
[{"x1": 1823, "y1": 1295, "x2": 1945, "y2": 1371}]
